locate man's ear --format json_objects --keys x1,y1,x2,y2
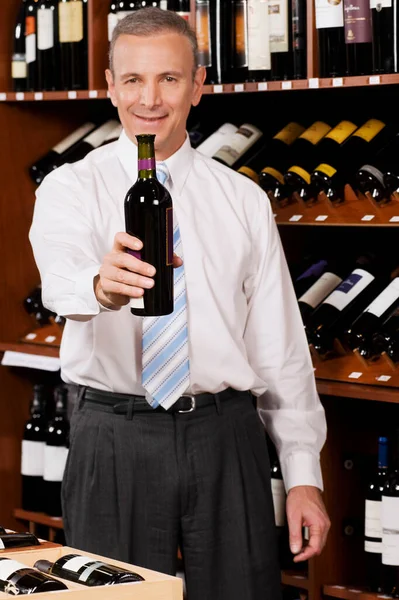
[
  {"x1": 105, "y1": 69, "x2": 118, "y2": 108},
  {"x1": 192, "y1": 66, "x2": 206, "y2": 107}
]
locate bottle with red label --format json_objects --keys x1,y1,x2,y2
[
  {"x1": 344, "y1": 0, "x2": 373, "y2": 76},
  {"x1": 25, "y1": 0, "x2": 37, "y2": 90}
]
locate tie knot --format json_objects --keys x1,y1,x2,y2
[{"x1": 156, "y1": 162, "x2": 169, "y2": 185}]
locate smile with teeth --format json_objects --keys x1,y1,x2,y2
[{"x1": 135, "y1": 115, "x2": 167, "y2": 121}]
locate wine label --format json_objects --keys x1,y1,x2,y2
[
  {"x1": 261, "y1": 166, "x2": 285, "y2": 184},
  {"x1": 365, "y1": 539, "x2": 382, "y2": 553},
  {"x1": 299, "y1": 272, "x2": 343, "y2": 309},
  {"x1": 314, "y1": 163, "x2": 337, "y2": 177},
  {"x1": 359, "y1": 164, "x2": 385, "y2": 186},
  {"x1": 214, "y1": 124, "x2": 262, "y2": 167},
  {"x1": 274, "y1": 122, "x2": 306, "y2": 145},
  {"x1": 344, "y1": 0, "x2": 372, "y2": 43},
  {"x1": 21, "y1": 440, "x2": 45, "y2": 476},
  {"x1": 63, "y1": 556, "x2": 94, "y2": 572},
  {"x1": 11, "y1": 54, "x2": 27, "y2": 79},
  {"x1": 269, "y1": 0, "x2": 289, "y2": 53},
  {"x1": 352, "y1": 119, "x2": 385, "y2": 142},
  {"x1": 238, "y1": 166, "x2": 259, "y2": 183},
  {"x1": 248, "y1": 0, "x2": 270, "y2": 70},
  {"x1": 299, "y1": 121, "x2": 332, "y2": 145},
  {"x1": 234, "y1": 1, "x2": 249, "y2": 68},
  {"x1": 85, "y1": 121, "x2": 120, "y2": 149},
  {"x1": 102, "y1": 123, "x2": 123, "y2": 143},
  {"x1": 365, "y1": 499, "x2": 382, "y2": 538},
  {"x1": 79, "y1": 561, "x2": 107, "y2": 582},
  {"x1": 315, "y1": 0, "x2": 344, "y2": 29},
  {"x1": 37, "y1": 8, "x2": 54, "y2": 50},
  {"x1": 366, "y1": 278, "x2": 399, "y2": 318},
  {"x1": 287, "y1": 165, "x2": 311, "y2": 184},
  {"x1": 43, "y1": 445, "x2": 69, "y2": 482},
  {"x1": 53, "y1": 122, "x2": 95, "y2": 155},
  {"x1": 271, "y1": 478, "x2": 286, "y2": 527},
  {"x1": 325, "y1": 121, "x2": 358, "y2": 144},
  {"x1": 370, "y1": 0, "x2": 392, "y2": 8},
  {"x1": 196, "y1": 123, "x2": 237, "y2": 157},
  {"x1": 108, "y1": 12, "x2": 118, "y2": 42},
  {"x1": 383, "y1": 530, "x2": 399, "y2": 565},
  {"x1": 196, "y1": 0, "x2": 212, "y2": 67},
  {"x1": 25, "y1": 15, "x2": 36, "y2": 64},
  {"x1": 59, "y1": 1, "x2": 84, "y2": 44},
  {"x1": 323, "y1": 268, "x2": 375, "y2": 311},
  {"x1": 0, "y1": 560, "x2": 26, "y2": 581}
]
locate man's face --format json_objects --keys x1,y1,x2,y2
[{"x1": 106, "y1": 32, "x2": 206, "y2": 160}]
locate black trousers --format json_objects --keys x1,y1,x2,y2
[{"x1": 62, "y1": 390, "x2": 282, "y2": 600}]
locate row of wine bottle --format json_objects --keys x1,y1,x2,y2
[{"x1": 21, "y1": 385, "x2": 70, "y2": 517}]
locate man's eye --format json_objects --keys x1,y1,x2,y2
[
  {"x1": 127, "y1": 78, "x2": 138, "y2": 84},
  {"x1": 165, "y1": 76, "x2": 176, "y2": 82}
]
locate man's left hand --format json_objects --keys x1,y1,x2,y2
[{"x1": 286, "y1": 485, "x2": 330, "y2": 562}]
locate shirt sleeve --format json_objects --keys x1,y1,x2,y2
[
  {"x1": 29, "y1": 166, "x2": 109, "y2": 321},
  {"x1": 243, "y1": 188, "x2": 327, "y2": 492}
]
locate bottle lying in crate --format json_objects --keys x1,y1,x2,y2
[
  {"x1": 0, "y1": 532, "x2": 40, "y2": 550},
  {"x1": 0, "y1": 557, "x2": 68, "y2": 594}
]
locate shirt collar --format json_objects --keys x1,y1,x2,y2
[{"x1": 116, "y1": 129, "x2": 194, "y2": 196}]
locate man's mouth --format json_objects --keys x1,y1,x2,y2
[{"x1": 134, "y1": 115, "x2": 168, "y2": 122}]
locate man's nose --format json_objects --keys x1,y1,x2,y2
[{"x1": 139, "y1": 82, "x2": 161, "y2": 108}]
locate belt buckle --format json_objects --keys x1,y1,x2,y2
[{"x1": 178, "y1": 394, "x2": 196, "y2": 413}]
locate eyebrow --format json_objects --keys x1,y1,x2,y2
[{"x1": 120, "y1": 71, "x2": 184, "y2": 79}]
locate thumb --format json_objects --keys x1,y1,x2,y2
[{"x1": 288, "y1": 512, "x2": 303, "y2": 555}]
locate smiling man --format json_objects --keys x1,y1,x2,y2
[{"x1": 29, "y1": 8, "x2": 329, "y2": 600}]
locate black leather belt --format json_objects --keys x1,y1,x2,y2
[{"x1": 80, "y1": 386, "x2": 251, "y2": 417}]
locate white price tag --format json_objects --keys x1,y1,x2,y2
[
  {"x1": 348, "y1": 371, "x2": 362, "y2": 379},
  {"x1": 0, "y1": 93, "x2": 6, "y2": 101},
  {"x1": 89, "y1": 90, "x2": 98, "y2": 98},
  {"x1": 361, "y1": 214, "x2": 375, "y2": 221},
  {"x1": 1, "y1": 351, "x2": 60, "y2": 372},
  {"x1": 257, "y1": 82, "x2": 268, "y2": 91},
  {"x1": 281, "y1": 81, "x2": 292, "y2": 90},
  {"x1": 308, "y1": 78, "x2": 319, "y2": 88},
  {"x1": 213, "y1": 84, "x2": 223, "y2": 94},
  {"x1": 289, "y1": 214, "x2": 303, "y2": 222},
  {"x1": 16, "y1": 92, "x2": 24, "y2": 101},
  {"x1": 45, "y1": 336, "x2": 56, "y2": 343},
  {"x1": 24, "y1": 333, "x2": 37, "y2": 341},
  {"x1": 34, "y1": 92, "x2": 43, "y2": 101},
  {"x1": 369, "y1": 75, "x2": 380, "y2": 85},
  {"x1": 315, "y1": 215, "x2": 328, "y2": 221},
  {"x1": 389, "y1": 216, "x2": 399, "y2": 222},
  {"x1": 234, "y1": 83, "x2": 244, "y2": 92},
  {"x1": 376, "y1": 375, "x2": 392, "y2": 382},
  {"x1": 68, "y1": 91, "x2": 77, "y2": 99},
  {"x1": 332, "y1": 78, "x2": 343, "y2": 87}
]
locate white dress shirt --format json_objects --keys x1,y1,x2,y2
[{"x1": 29, "y1": 130, "x2": 327, "y2": 492}]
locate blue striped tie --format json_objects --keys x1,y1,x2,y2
[{"x1": 142, "y1": 163, "x2": 190, "y2": 409}]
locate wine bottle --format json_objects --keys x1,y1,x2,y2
[
  {"x1": 306, "y1": 254, "x2": 384, "y2": 356},
  {"x1": 0, "y1": 558, "x2": 68, "y2": 594},
  {"x1": 0, "y1": 532, "x2": 40, "y2": 550},
  {"x1": 37, "y1": 0, "x2": 58, "y2": 91},
  {"x1": 238, "y1": 142, "x2": 270, "y2": 184},
  {"x1": 213, "y1": 123, "x2": 263, "y2": 168},
  {"x1": 292, "y1": 0, "x2": 307, "y2": 78},
  {"x1": 100, "y1": 122, "x2": 123, "y2": 146},
  {"x1": 344, "y1": 0, "x2": 373, "y2": 76},
  {"x1": 187, "y1": 123, "x2": 210, "y2": 149},
  {"x1": 311, "y1": 118, "x2": 389, "y2": 204},
  {"x1": 371, "y1": 0, "x2": 396, "y2": 74},
  {"x1": 293, "y1": 258, "x2": 329, "y2": 297},
  {"x1": 298, "y1": 265, "x2": 347, "y2": 326},
  {"x1": 232, "y1": 0, "x2": 249, "y2": 82},
  {"x1": 285, "y1": 120, "x2": 357, "y2": 203},
  {"x1": 315, "y1": 0, "x2": 346, "y2": 78},
  {"x1": 365, "y1": 436, "x2": 388, "y2": 593},
  {"x1": 269, "y1": 0, "x2": 293, "y2": 80},
  {"x1": 195, "y1": 0, "x2": 213, "y2": 81},
  {"x1": 124, "y1": 134, "x2": 174, "y2": 317},
  {"x1": 345, "y1": 277, "x2": 399, "y2": 351},
  {"x1": 25, "y1": 0, "x2": 38, "y2": 91},
  {"x1": 258, "y1": 121, "x2": 306, "y2": 203},
  {"x1": 43, "y1": 386, "x2": 69, "y2": 517},
  {"x1": 247, "y1": 0, "x2": 271, "y2": 82},
  {"x1": 58, "y1": 0, "x2": 88, "y2": 90},
  {"x1": 356, "y1": 132, "x2": 399, "y2": 204},
  {"x1": 108, "y1": 0, "x2": 117, "y2": 41},
  {"x1": 12, "y1": 0, "x2": 27, "y2": 93},
  {"x1": 367, "y1": 306, "x2": 399, "y2": 361},
  {"x1": 382, "y1": 430, "x2": 399, "y2": 597},
  {"x1": 60, "y1": 120, "x2": 120, "y2": 164},
  {"x1": 21, "y1": 385, "x2": 48, "y2": 512},
  {"x1": 35, "y1": 554, "x2": 144, "y2": 585},
  {"x1": 196, "y1": 123, "x2": 238, "y2": 157},
  {"x1": 29, "y1": 122, "x2": 96, "y2": 184}
]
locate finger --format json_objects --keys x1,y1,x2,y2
[
  {"x1": 173, "y1": 254, "x2": 183, "y2": 268},
  {"x1": 106, "y1": 266, "x2": 155, "y2": 290},
  {"x1": 110, "y1": 252, "x2": 156, "y2": 277},
  {"x1": 288, "y1": 512, "x2": 303, "y2": 556},
  {"x1": 113, "y1": 232, "x2": 143, "y2": 253},
  {"x1": 293, "y1": 530, "x2": 323, "y2": 563},
  {"x1": 101, "y1": 278, "x2": 147, "y2": 299}
]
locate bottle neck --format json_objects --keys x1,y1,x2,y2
[{"x1": 137, "y1": 138, "x2": 156, "y2": 179}]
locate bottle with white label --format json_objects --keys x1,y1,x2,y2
[
  {"x1": 196, "y1": 123, "x2": 238, "y2": 157},
  {"x1": 0, "y1": 532, "x2": 40, "y2": 550},
  {"x1": 269, "y1": 0, "x2": 293, "y2": 80},
  {"x1": 0, "y1": 558, "x2": 68, "y2": 594},
  {"x1": 364, "y1": 436, "x2": 388, "y2": 593},
  {"x1": 108, "y1": 1, "x2": 117, "y2": 41},
  {"x1": 58, "y1": 0, "x2": 88, "y2": 90},
  {"x1": 12, "y1": 0, "x2": 27, "y2": 93},
  {"x1": 298, "y1": 264, "x2": 348, "y2": 326},
  {"x1": 21, "y1": 385, "x2": 48, "y2": 512},
  {"x1": 382, "y1": 431, "x2": 399, "y2": 596},
  {"x1": 356, "y1": 133, "x2": 399, "y2": 206},
  {"x1": 43, "y1": 386, "x2": 70, "y2": 517},
  {"x1": 315, "y1": 0, "x2": 346, "y2": 77},
  {"x1": 25, "y1": 0, "x2": 38, "y2": 90},
  {"x1": 370, "y1": 0, "x2": 395, "y2": 74},
  {"x1": 344, "y1": 277, "x2": 399, "y2": 351},
  {"x1": 369, "y1": 306, "x2": 399, "y2": 362},
  {"x1": 247, "y1": 0, "x2": 271, "y2": 81},
  {"x1": 37, "y1": 0, "x2": 58, "y2": 90},
  {"x1": 60, "y1": 119, "x2": 120, "y2": 164},
  {"x1": 213, "y1": 123, "x2": 263, "y2": 168},
  {"x1": 306, "y1": 254, "x2": 383, "y2": 355},
  {"x1": 34, "y1": 554, "x2": 145, "y2": 585}
]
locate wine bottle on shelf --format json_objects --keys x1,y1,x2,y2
[
  {"x1": 371, "y1": 0, "x2": 396, "y2": 74},
  {"x1": 292, "y1": 0, "x2": 307, "y2": 79},
  {"x1": 196, "y1": 122, "x2": 238, "y2": 156},
  {"x1": 100, "y1": 122, "x2": 123, "y2": 146},
  {"x1": 298, "y1": 263, "x2": 348, "y2": 326},
  {"x1": 124, "y1": 134, "x2": 174, "y2": 317},
  {"x1": 247, "y1": 0, "x2": 271, "y2": 82},
  {"x1": 306, "y1": 254, "x2": 385, "y2": 356},
  {"x1": 29, "y1": 122, "x2": 96, "y2": 184},
  {"x1": 310, "y1": 118, "x2": 389, "y2": 204},
  {"x1": 382, "y1": 430, "x2": 399, "y2": 597},
  {"x1": 0, "y1": 532, "x2": 40, "y2": 550},
  {"x1": 269, "y1": 0, "x2": 293, "y2": 80},
  {"x1": 25, "y1": 0, "x2": 38, "y2": 91},
  {"x1": 187, "y1": 123, "x2": 211, "y2": 149},
  {"x1": 108, "y1": 1, "x2": 117, "y2": 42},
  {"x1": 58, "y1": 0, "x2": 88, "y2": 90},
  {"x1": 12, "y1": 0, "x2": 27, "y2": 93},
  {"x1": 365, "y1": 436, "x2": 388, "y2": 593},
  {"x1": 344, "y1": 0, "x2": 373, "y2": 76},
  {"x1": 284, "y1": 120, "x2": 357, "y2": 203},
  {"x1": 170, "y1": 0, "x2": 190, "y2": 20},
  {"x1": 293, "y1": 258, "x2": 329, "y2": 298},
  {"x1": 37, "y1": 0, "x2": 58, "y2": 91},
  {"x1": 232, "y1": 0, "x2": 249, "y2": 82},
  {"x1": 21, "y1": 385, "x2": 48, "y2": 512},
  {"x1": 60, "y1": 120, "x2": 120, "y2": 164},
  {"x1": 367, "y1": 306, "x2": 399, "y2": 362},
  {"x1": 213, "y1": 123, "x2": 263, "y2": 168},
  {"x1": 344, "y1": 277, "x2": 399, "y2": 352},
  {"x1": 35, "y1": 554, "x2": 145, "y2": 585},
  {"x1": 195, "y1": 0, "x2": 213, "y2": 81},
  {"x1": 315, "y1": 0, "x2": 346, "y2": 78},
  {"x1": 355, "y1": 132, "x2": 399, "y2": 204},
  {"x1": 0, "y1": 559, "x2": 68, "y2": 594},
  {"x1": 238, "y1": 142, "x2": 270, "y2": 184},
  {"x1": 43, "y1": 386, "x2": 70, "y2": 517}
]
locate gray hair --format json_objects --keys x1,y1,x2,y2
[{"x1": 109, "y1": 8, "x2": 199, "y2": 78}]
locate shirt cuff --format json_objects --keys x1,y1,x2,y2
[
  {"x1": 73, "y1": 264, "x2": 103, "y2": 314},
  {"x1": 280, "y1": 451, "x2": 324, "y2": 493}
]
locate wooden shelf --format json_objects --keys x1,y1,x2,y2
[
  {"x1": 323, "y1": 584, "x2": 388, "y2": 599},
  {"x1": 0, "y1": 90, "x2": 110, "y2": 102},
  {"x1": 0, "y1": 342, "x2": 59, "y2": 358},
  {"x1": 281, "y1": 570, "x2": 309, "y2": 590},
  {"x1": 13, "y1": 509, "x2": 64, "y2": 530}
]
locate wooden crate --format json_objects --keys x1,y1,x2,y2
[{"x1": 0, "y1": 546, "x2": 182, "y2": 599}]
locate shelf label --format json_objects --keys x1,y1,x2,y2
[
  {"x1": 348, "y1": 371, "x2": 362, "y2": 379},
  {"x1": 376, "y1": 375, "x2": 392, "y2": 382},
  {"x1": 369, "y1": 75, "x2": 381, "y2": 85},
  {"x1": 1, "y1": 350, "x2": 60, "y2": 372},
  {"x1": 289, "y1": 214, "x2": 303, "y2": 221},
  {"x1": 0, "y1": 93, "x2": 6, "y2": 101},
  {"x1": 361, "y1": 214, "x2": 375, "y2": 221},
  {"x1": 213, "y1": 84, "x2": 223, "y2": 94},
  {"x1": 257, "y1": 82, "x2": 268, "y2": 91},
  {"x1": 34, "y1": 92, "x2": 43, "y2": 101},
  {"x1": 68, "y1": 91, "x2": 77, "y2": 99},
  {"x1": 16, "y1": 92, "x2": 24, "y2": 101},
  {"x1": 389, "y1": 216, "x2": 399, "y2": 222},
  {"x1": 24, "y1": 333, "x2": 37, "y2": 341},
  {"x1": 281, "y1": 81, "x2": 292, "y2": 90},
  {"x1": 234, "y1": 83, "x2": 245, "y2": 92},
  {"x1": 308, "y1": 78, "x2": 319, "y2": 88},
  {"x1": 89, "y1": 90, "x2": 98, "y2": 98},
  {"x1": 44, "y1": 335, "x2": 56, "y2": 343},
  {"x1": 332, "y1": 78, "x2": 343, "y2": 87},
  {"x1": 315, "y1": 215, "x2": 328, "y2": 221}
]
